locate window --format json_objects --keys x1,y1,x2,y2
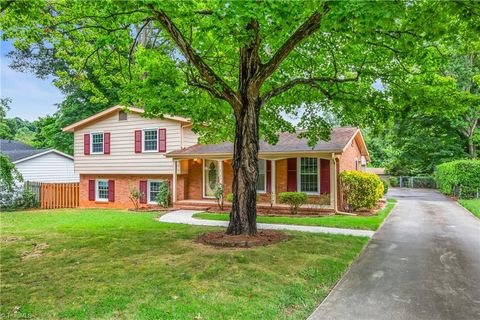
[
  {"x1": 148, "y1": 180, "x2": 164, "y2": 203},
  {"x1": 91, "y1": 132, "x2": 104, "y2": 154},
  {"x1": 299, "y1": 157, "x2": 318, "y2": 193},
  {"x1": 96, "y1": 179, "x2": 109, "y2": 201},
  {"x1": 257, "y1": 159, "x2": 266, "y2": 192},
  {"x1": 143, "y1": 129, "x2": 158, "y2": 152}
]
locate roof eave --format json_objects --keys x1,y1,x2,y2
[
  {"x1": 166, "y1": 149, "x2": 344, "y2": 159},
  {"x1": 62, "y1": 105, "x2": 191, "y2": 132},
  {"x1": 12, "y1": 149, "x2": 74, "y2": 164}
]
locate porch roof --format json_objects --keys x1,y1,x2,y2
[{"x1": 168, "y1": 127, "x2": 369, "y2": 159}]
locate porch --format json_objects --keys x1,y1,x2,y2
[{"x1": 169, "y1": 152, "x2": 340, "y2": 214}]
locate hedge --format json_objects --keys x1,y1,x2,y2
[
  {"x1": 340, "y1": 171, "x2": 384, "y2": 212},
  {"x1": 278, "y1": 192, "x2": 307, "y2": 214},
  {"x1": 435, "y1": 159, "x2": 480, "y2": 199}
]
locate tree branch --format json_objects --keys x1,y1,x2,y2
[
  {"x1": 147, "y1": 4, "x2": 239, "y2": 107},
  {"x1": 259, "y1": 4, "x2": 330, "y2": 82},
  {"x1": 262, "y1": 75, "x2": 359, "y2": 102}
]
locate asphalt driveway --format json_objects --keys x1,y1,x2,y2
[{"x1": 309, "y1": 188, "x2": 480, "y2": 320}]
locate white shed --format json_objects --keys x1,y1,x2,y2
[{"x1": 1, "y1": 140, "x2": 79, "y2": 183}]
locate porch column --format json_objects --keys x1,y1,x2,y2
[
  {"x1": 172, "y1": 160, "x2": 178, "y2": 203},
  {"x1": 218, "y1": 160, "x2": 224, "y2": 185},
  {"x1": 271, "y1": 160, "x2": 276, "y2": 205}
]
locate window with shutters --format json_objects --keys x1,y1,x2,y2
[
  {"x1": 143, "y1": 129, "x2": 158, "y2": 152},
  {"x1": 299, "y1": 157, "x2": 319, "y2": 194},
  {"x1": 96, "y1": 179, "x2": 109, "y2": 201},
  {"x1": 257, "y1": 159, "x2": 266, "y2": 192},
  {"x1": 148, "y1": 180, "x2": 166, "y2": 203},
  {"x1": 91, "y1": 132, "x2": 104, "y2": 154}
]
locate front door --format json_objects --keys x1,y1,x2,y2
[{"x1": 203, "y1": 160, "x2": 218, "y2": 198}]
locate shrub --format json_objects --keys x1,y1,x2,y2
[
  {"x1": 389, "y1": 176, "x2": 399, "y2": 187},
  {"x1": 155, "y1": 182, "x2": 171, "y2": 208},
  {"x1": 382, "y1": 179, "x2": 389, "y2": 196},
  {"x1": 340, "y1": 171, "x2": 384, "y2": 212},
  {"x1": 436, "y1": 159, "x2": 480, "y2": 199},
  {"x1": 317, "y1": 193, "x2": 330, "y2": 206},
  {"x1": 213, "y1": 183, "x2": 225, "y2": 210},
  {"x1": 128, "y1": 186, "x2": 142, "y2": 209},
  {"x1": 226, "y1": 192, "x2": 234, "y2": 202},
  {"x1": 279, "y1": 192, "x2": 307, "y2": 214}
]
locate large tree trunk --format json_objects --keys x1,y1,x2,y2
[
  {"x1": 227, "y1": 101, "x2": 260, "y2": 235},
  {"x1": 227, "y1": 20, "x2": 262, "y2": 236}
]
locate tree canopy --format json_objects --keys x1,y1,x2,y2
[{"x1": 2, "y1": 0, "x2": 478, "y2": 233}]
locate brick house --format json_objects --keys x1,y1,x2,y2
[{"x1": 64, "y1": 106, "x2": 369, "y2": 212}]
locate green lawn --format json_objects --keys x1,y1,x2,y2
[
  {"x1": 194, "y1": 199, "x2": 397, "y2": 231},
  {"x1": 459, "y1": 199, "x2": 480, "y2": 218},
  {"x1": 1, "y1": 209, "x2": 368, "y2": 319}
]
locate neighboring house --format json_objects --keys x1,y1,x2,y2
[
  {"x1": 366, "y1": 167, "x2": 386, "y2": 176},
  {"x1": 63, "y1": 105, "x2": 370, "y2": 212},
  {"x1": 0, "y1": 140, "x2": 79, "y2": 183}
]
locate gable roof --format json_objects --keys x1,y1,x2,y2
[
  {"x1": 0, "y1": 140, "x2": 73, "y2": 163},
  {"x1": 62, "y1": 105, "x2": 190, "y2": 132},
  {"x1": 167, "y1": 127, "x2": 370, "y2": 159}
]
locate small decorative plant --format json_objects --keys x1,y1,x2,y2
[
  {"x1": 213, "y1": 183, "x2": 225, "y2": 210},
  {"x1": 317, "y1": 193, "x2": 330, "y2": 206},
  {"x1": 128, "y1": 186, "x2": 142, "y2": 210},
  {"x1": 155, "y1": 182, "x2": 171, "y2": 208},
  {"x1": 278, "y1": 192, "x2": 307, "y2": 215}
]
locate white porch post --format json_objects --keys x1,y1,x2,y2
[
  {"x1": 172, "y1": 160, "x2": 178, "y2": 203},
  {"x1": 218, "y1": 160, "x2": 224, "y2": 185},
  {"x1": 271, "y1": 160, "x2": 276, "y2": 205}
]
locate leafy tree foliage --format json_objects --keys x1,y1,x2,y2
[{"x1": 2, "y1": 0, "x2": 477, "y2": 234}]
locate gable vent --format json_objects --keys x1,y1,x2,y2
[{"x1": 119, "y1": 111, "x2": 128, "y2": 121}]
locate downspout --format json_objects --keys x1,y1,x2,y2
[{"x1": 333, "y1": 153, "x2": 356, "y2": 216}]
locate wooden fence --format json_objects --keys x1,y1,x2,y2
[{"x1": 25, "y1": 181, "x2": 80, "y2": 209}]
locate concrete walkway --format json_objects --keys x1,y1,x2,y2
[
  {"x1": 308, "y1": 188, "x2": 480, "y2": 320},
  {"x1": 158, "y1": 210, "x2": 375, "y2": 237}
]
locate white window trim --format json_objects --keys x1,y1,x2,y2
[
  {"x1": 147, "y1": 179, "x2": 164, "y2": 204},
  {"x1": 142, "y1": 128, "x2": 159, "y2": 153},
  {"x1": 90, "y1": 132, "x2": 104, "y2": 155},
  {"x1": 95, "y1": 179, "x2": 109, "y2": 202},
  {"x1": 202, "y1": 159, "x2": 217, "y2": 199},
  {"x1": 256, "y1": 159, "x2": 267, "y2": 193},
  {"x1": 297, "y1": 157, "x2": 320, "y2": 195}
]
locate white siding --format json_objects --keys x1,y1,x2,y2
[
  {"x1": 182, "y1": 126, "x2": 198, "y2": 148},
  {"x1": 15, "y1": 152, "x2": 79, "y2": 183},
  {"x1": 74, "y1": 111, "x2": 197, "y2": 174}
]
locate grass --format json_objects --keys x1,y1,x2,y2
[
  {"x1": 194, "y1": 199, "x2": 397, "y2": 231},
  {"x1": 458, "y1": 199, "x2": 480, "y2": 218},
  {"x1": 0, "y1": 209, "x2": 369, "y2": 319}
]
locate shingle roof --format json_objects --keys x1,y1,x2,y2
[
  {"x1": 0, "y1": 140, "x2": 49, "y2": 162},
  {"x1": 168, "y1": 127, "x2": 360, "y2": 157}
]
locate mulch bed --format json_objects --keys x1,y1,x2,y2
[
  {"x1": 353, "y1": 199, "x2": 387, "y2": 216},
  {"x1": 127, "y1": 207, "x2": 174, "y2": 213},
  {"x1": 197, "y1": 230, "x2": 289, "y2": 248}
]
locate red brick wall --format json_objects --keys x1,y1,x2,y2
[
  {"x1": 338, "y1": 137, "x2": 363, "y2": 172},
  {"x1": 184, "y1": 158, "x2": 328, "y2": 205},
  {"x1": 80, "y1": 174, "x2": 173, "y2": 209}
]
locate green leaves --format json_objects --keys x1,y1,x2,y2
[{"x1": 1, "y1": 0, "x2": 477, "y2": 146}]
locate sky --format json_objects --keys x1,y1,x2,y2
[{"x1": 1, "y1": 40, "x2": 64, "y2": 121}]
